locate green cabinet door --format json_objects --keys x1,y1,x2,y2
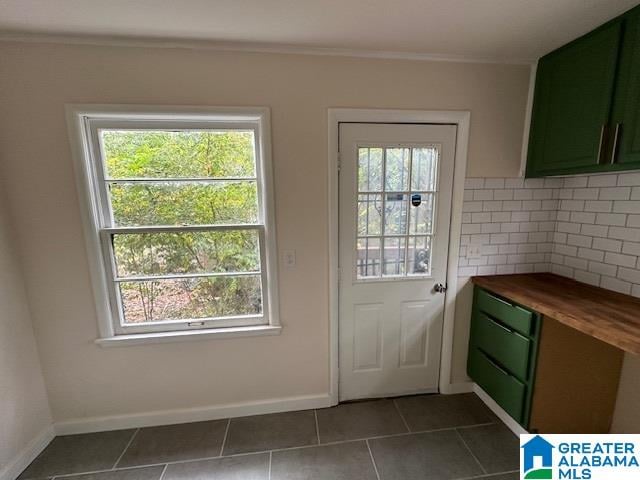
[
  {"x1": 611, "y1": 10, "x2": 640, "y2": 168},
  {"x1": 527, "y1": 20, "x2": 623, "y2": 177}
]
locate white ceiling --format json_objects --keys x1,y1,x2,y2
[{"x1": 1, "y1": 0, "x2": 639, "y2": 62}]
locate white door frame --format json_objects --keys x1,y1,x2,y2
[{"x1": 328, "y1": 108, "x2": 471, "y2": 405}]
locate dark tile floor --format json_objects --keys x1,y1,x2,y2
[{"x1": 18, "y1": 393, "x2": 519, "y2": 480}]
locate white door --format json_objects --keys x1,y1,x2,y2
[{"x1": 338, "y1": 123, "x2": 456, "y2": 401}]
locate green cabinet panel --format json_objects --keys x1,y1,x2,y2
[
  {"x1": 611, "y1": 9, "x2": 640, "y2": 168},
  {"x1": 468, "y1": 347, "x2": 526, "y2": 424},
  {"x1": 527, "y1": 20, "x2": 623, "y2": 177},
  {"x1": 472, "y1": 312, "x2": 531, "y2": 381},
  {"x1": 475, "y1": 288, "x2": 533, "y2": 336}
]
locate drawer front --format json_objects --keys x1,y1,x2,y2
[
  {"x1": 476, "y1": 288, "x2": 533, "y2": 336},
  {"x1": 473, "y1": 312, "x2": 531, "y2": 381},
  {"x1": 468, "y1": 348, "x2": 526, "y2": 424}
]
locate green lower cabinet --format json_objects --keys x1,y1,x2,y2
[{"x1": 467, "y1": 287, "x2": 541, "y2": 429}]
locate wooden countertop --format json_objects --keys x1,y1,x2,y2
[{"x1": 471, "y1": 273, "x2": 640, "y2": 355}]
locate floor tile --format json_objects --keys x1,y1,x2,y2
[
  {"x1": 368, "y1": 429, "x2": 483, "y2": 480},
  {"x1": 163, "y1": 453, "x2": 269, "y2": 480},
  {"x1": 316, "y1": 399, "x2": 408, "y2": 443},
  {"x1": 222, "y1": 410, "x2": 317, "y2": 455},
  {"x1": 394, "y1": 393, "x2": 496, "y2": 431},
  {"x1": 270, "y1": 441, "x2": 377, "y2": 480},
  {"x1": 18, "y1": 430, "x2": 136, "y2": 480},
  {"x1": 458, "y1": 423, "x2": 519, "y2": 474},
  {"x1": 61, "y1": 466, "x2": 165, "y2": 480},
  {"x1": 117, "y1": 420, "x2": 228, "y2": 467}
]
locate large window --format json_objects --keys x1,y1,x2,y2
[{"x1": 68, "y1": 107, "x2": 279, "y2": 340}]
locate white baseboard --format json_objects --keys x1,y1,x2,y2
[
  {"x1": 441, "y1": 381, "x2": 474, "y2": 395},
  {"x1": 0, "y1": 425, "x2": 55, "y2": 480},
  {"x1": 54, "y1": 394, "x2": 334, "y2": 435},
  {"x1": 473, "y1": 384, "x2": 528, "y2": 436}
]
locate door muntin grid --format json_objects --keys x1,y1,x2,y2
[{"x1": 355, "y1": 145, "x2": 440, "y2": 280}]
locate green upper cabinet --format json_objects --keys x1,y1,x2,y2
[
  {"x1": 612, "y1": 8, "x2": 640, "y2": 168},
  {"x1": 526, "y1": 5, "x2": 640, "y2": 177},
  {"x1": 526, "y1": 21, "x2": 623, "y2": 177}
]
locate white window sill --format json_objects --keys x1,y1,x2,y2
[{"x1": 95, "y1": 325, "x2": 282, "y2": 347}]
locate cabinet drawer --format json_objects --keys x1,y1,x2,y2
[
  {"x1": 473, "y1": 312, "x2": 531, "y2": 380},
  {"x1": 476, "y1": 288, "x2": 533, "y2": 336},
  {"x1": 468, "y1": 348, "x2": 526, "y2": 424}
]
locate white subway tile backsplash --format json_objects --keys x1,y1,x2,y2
[
  {"x1": 573, "y1": 188, "x2": 599, "y2": 200},
  {"x1": 599, "y1": 187, "x2": 631, "y2": 200},
  {"x1": 618, "y1": 172, "x2": 640, "y2": 186},
  {"x1": 459, "y1": 173, "x2": 640, "y2": 298},
  {"x1": 595, "y1": 213, "x2": 626, "y2": 226},
  {"x1": 592, "y1": 237, "x2": 622, "y2": 252},
  {"x1": 600, "y1": 276, "x2": 632, "y2": 294},
  {"x1": 604, "y1": 251, "x2": 637, "y2": 268},
  {"x1": 585, "y1": 201, "x2": 612, "y2": 213},
  {"x1": 484, "y1": 178, "x2": 506, "y2": 189},
  {"x1": 588, "y1": 174, "x2": 618, "y2": 188}
]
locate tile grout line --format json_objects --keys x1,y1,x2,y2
[
  {"x1": 112, "y1": 428, "x2": 139, "y2": 469},
  {"x1": 268, "y1": 451, "x2": 272, "y2": 480},
  {"x1": 157, "y1": 464, "x2": 169, "y2": 480},
  {"x1": 313, "y1": 410, "x2": 321, "y2": 444},
  {"x1": 392, "y1": 398, "x2": 411, "y2": 433},
  {"x1": 365, "y1": 439, "x2": 382, "y2": 480},
  {"x1": 219, "y1": 418, "x2": 231, "y2": 457},
  {"x1": 459, "y1": 469, "x2": 520, "y2": 480},
  {"x1": 454, "y1": 428, "x2": 487, "y2": 475}
]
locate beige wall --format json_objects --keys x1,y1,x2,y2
[
  {"x1": 0, "y1": 41, "x2": 530, "y2": 423},
  {"x1": 0, "y1": 181, "x2": 52, "y2": 473}
]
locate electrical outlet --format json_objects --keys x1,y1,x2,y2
[
  {"x1": 284, "y1": 250, "x2": 296, "y2": 267},
  {"x1": 467, "y1": 244, "x2": 482, "y2": 259}
]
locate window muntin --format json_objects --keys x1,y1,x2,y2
[
  {"x1": 355, "y1": 145, "x2": 439, "y2": 280},
  {"x1": 80, "y1": 117, "x2": 276, "y2": 335}
]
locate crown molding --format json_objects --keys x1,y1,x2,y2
[{"x1": 0, "y1": 31, "x2": 535, "y2": 65}]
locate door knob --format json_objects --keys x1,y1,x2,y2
[{"x1": 434, "y1": 283, "x2": 447, "y2": 293}]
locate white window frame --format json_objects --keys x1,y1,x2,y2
[{"x1": 66, "y1": 105, "x2": 280, "y2": 345}]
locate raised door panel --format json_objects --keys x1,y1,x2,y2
[{"x1": 527, "y1": 21, "x2": 623, "y2": 177}]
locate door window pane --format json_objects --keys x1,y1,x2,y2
[
  {"x1": 383, "y1": 237, "x2": 406, "y2": 276},
  {"x1": 408, "y1": 237, "x2": 432, "y2": 276},
  {"x1": 384, "y1": 148, "x2": 410, "y2": 191},
  {"x1": 409, "y1": 193, "x2": 435, "y2": 234},
  {"x1": 411, "y1": 147, "x2": 438, "y2": 191},
  {"x1": 384, "y1": 193, "x2": 408, "y2": 235},
  {"x1": 356, "y1": 238, "x2": 381, "y2": 279},
  {"x1": 358, "y1": 148, "x2": 383, "y2": 191},
  {"x1": 358, "y1": 194, "x2": 382, "y2": 236}
]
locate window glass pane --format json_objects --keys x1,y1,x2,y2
[
  {"x1": 101, "y1": 130, "x2": 256, "y2": 179},
  {"x1": 409, "y1": 193, "x2": 435, "y2": 234},
  {"x1": 358, "y1": 194, "x2": 382, "y2": 236},
  {"x1": 109, "y1": 181, "x2": 258, "y2": 226},
  {"x1": 411, "y1": 147, "x2": 438, "y2": 191},
  {"x1": 356, "y1": 237, "x2": 381, "y2": 279},
  {"x1": 383, "y1": 237, "x2": 406, "y2": 276},
  {"x1": 408, "y1": 236, "x2": 432, "y2": 276},
  {"x1": 113, "y1": 230, "x2": 260, "y2": 278},
  {"x1": 384, "y1": 148, "x2": 410, "y2": 191},
  {"x1": 119, "y1": 275, "x2": 262, "y2": 323},
  {"x1": 358, "y1": 148, "x2": 383, "y2": 192},
  {"x1": 384, "y1": 193, "x2": 408, "y2": 235}
]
